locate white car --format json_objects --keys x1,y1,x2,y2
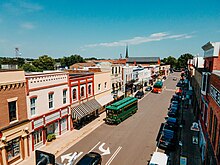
[{"x1": 149, "y1": 152, "x2": 168, "y2": 165}]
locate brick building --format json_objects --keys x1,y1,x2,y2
[
  {"x1": 0, "y1": 70, "x2": 29, "y2": 165},
  {"x1": 199, "y1": 42, "x2": 220, "y2": 164}
]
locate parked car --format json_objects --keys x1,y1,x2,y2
[
  {"x1": 171, "y1": 94, "x2": 181, "y2": 102},
  {"x1": 157, "y1": 129, "x2": 177, "y2": 150},
  {"x1": 76, "y1": 152, "x2": 102, "y2": 165},
  {"x1": 134, "y1": 91, "x2": 144, "y2": 99},
  {"x1": 145, "y1": 86, "x2": 152, "y2": 92},
  {"x1": 165, "y1": 117, "x2": 179, "y2": 128},
  {"x1": 167, "y1": 109, "x2": 178, "y2": 118}
]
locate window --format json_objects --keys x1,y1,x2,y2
[
  {"x1": 6, "y1": 137, "x2": 20, "y2": 160},
  {"x1": 33, "y1": 129, "x2": 42, "y2": 145},
  {"x1": 63, "y1": 90, "x2": 67, "y2": 104},
  {"x1": 201, "y1": 72, "x2": 209, "y2": 95},
  {"x1": 73, "y1": 89, "x2": 77, "y2": 100},
  {"x1": 119, "y1": 67, "x2": 121, "y2": 73},
  {"x1": 212, "y1": 115, "x2": 217, "y2": 146},
  {"x1": 30, "y1": 98, "x2": 37, "y2": 116},
  {"x1": 8, "y1": 101, "x2": 17, "y2": 122},
  {"x1": 88, "y1": 85, "x2": 91, "y2": 95},
  {"x1": 104, "y1": 82, "x2": 107, "y2": 89},
  {"x1": 81, "y1": 86, "x2": 85, "y2": 97},
  {"x1": 112, "y1": 67, "x2": 114, "y2": 74},
  {"x1": 115, "y1": 67, "x2": 117, "y2": 74},
  {"x1": 217, "y1": 134, "x2": 220, "y2": 161},
  {"x1": 48, "y1": 93, "x2": 54, "y2": 109},
  {"x1": 98, "y1": 84, "x2": 101, "y2": 91},
  {"x1": 209, "y1": 107, "x2": 213, "y2": 135}
]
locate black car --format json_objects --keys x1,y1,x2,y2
[
  {"x1": 145, "y1": 86, "x2": 152, "y2": 91},
  {"x1": 157, "y1": 128, "x2": 177, "y2": 150},
  {"x1": 167, "y1": 109, "x2": 178, "y2": 118},
  {"x1": 76, "y1": 152, "x2": 102, "y2": 165},
  {"x1": 171, "y1": 94, "x2": 181, "y2": 102},
  {"x1": 134, "y1": 91, "x2": 144, "y2": 99}
]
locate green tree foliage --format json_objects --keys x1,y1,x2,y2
[
  {"x1": 32, "y1": 55, "x2": 55, "y2": 71},
  {"x1": 162, "y1": 56, "x2": 177, "y2": 68},
  {"x1": 85, "y1": 57, "x2": 97, "y2": 60},
  {"x1": 177, "y1": 53, "x2": 193, "y2": 68},
  {"x1": 60, "y1": 54, "x2": 85, "y2": 68},
  {"x1": 22, "y1": 63, "x2": 40, "y2": 72},
  {"x1": 0, "y1": 57, "x2": 25, "y2": 67}
]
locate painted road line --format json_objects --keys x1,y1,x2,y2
[
  {"x1": 105, "y1": 146, "x2": 122, "y2": 165},
  {"x1": 88, "y1": 141, "x2": 101, "y2": 153},
  {"x1": 165, "y1": 88, "x2": 176, "y2": 92}
]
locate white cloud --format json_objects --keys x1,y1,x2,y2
[
  {"x1": 85, "y1": 32, "x2": 193, "y2": 48},
  {"x1": 2, "y1": 1, "x2": 43, "y2": 14},
  {"x1": 20, "y1": 22, "x2": 35, "y2": 29}
]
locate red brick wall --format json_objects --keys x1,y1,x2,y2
[
  {"x1": 0, "y1": 83, "x2": 28, "y2": 129},
  {"x1": 204, "y1": 52, "x2": 220, "y2": 71},
  {"x1": 207, "y1": 73, "x2": 220, "y2": 161},
  {"x1": 213, "y1": 56, "x2": 220, "y2": 70}
]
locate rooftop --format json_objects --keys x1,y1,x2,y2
[{"x1": 127, "y1": 57, "x2": 160, "y2": 63}]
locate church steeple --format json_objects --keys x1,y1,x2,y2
[{"x1": 125, "y1": 44, "x2": 129, "y2": 58}]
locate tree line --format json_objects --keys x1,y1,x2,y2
[
  {"x1": 161, "y1": 53, "x2": 194, "y2": 69},
  {"x1": 0, "y1": 53, "x2": 193, "y2": 72}
]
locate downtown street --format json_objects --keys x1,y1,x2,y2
[{"x1": 55, "y1": 73, "x2": 179, "y2": 165}]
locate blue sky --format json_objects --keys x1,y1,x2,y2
[{"x1": 1, "y1": 0, "x2": 220, "y2": 59}]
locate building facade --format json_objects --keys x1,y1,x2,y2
[
  {"x1": 25, "y1": 71, "x2": 70, "y2": 152},
  {"x1": 0, "y1": 70, "x2": 29, "y2": 165}
]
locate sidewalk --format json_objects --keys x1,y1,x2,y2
[
  {"x1": 18, "y1": 113, "x2": 106, "y2": 165},
  {"x1": 171, "y1": 89, "x2": 202, "y2": 165}
]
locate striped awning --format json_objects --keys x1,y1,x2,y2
[{"x1": 71, "y1": 99, "x2": 102, "y2": 119}]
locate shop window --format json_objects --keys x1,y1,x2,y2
[
  {"x1": 6, "y1": 137, "x2": 20, "y2": 160},
  {"x1": 48, "y1": 93, "x2": 54, "y2": 109},
  {"x1": 8, "y1": 101, "x2": 17, "y2": 122},
  {"x1": 30, "y1": 98, "x2": 37, "y2": 116},
  {"x1": 88, "y1": 85, "x2": 92, "y2": 95},
  {"x1": 73, "y1": 89, "x2": 77, "y2": 100},
  {"x1": 33, "y1": 129, "x2": 43, "y2": 145},
  {"x1": 81, "y1": 86, "x2": 85, "y2": 97},
  {"x1": 63, "y1": 90, "x2": 67, "y2": 104}
]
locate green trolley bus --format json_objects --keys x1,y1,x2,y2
[{"x1": 105, "y1": 97, "x2": 138, "y2": 124}]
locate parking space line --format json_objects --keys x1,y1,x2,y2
[
  {"x1": 105, "y1": 146, "x2": 122, "y2": 165},
  {"x1": 88, "y1": 141, "x2": 100, "y2": 153}
]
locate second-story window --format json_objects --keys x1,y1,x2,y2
[
  {"x1": 73, "y1": 89, "x2": 77, "y2": 100},
  {"x1": 119, "y1": 67, "x2": 121, "y2": 73},
  {"x1": 81, "y1": 86, "x2": 85, "y2": 97},
  {"x1": 98, "y1": 84, "x2": 101, "y2": 91},
  {"x1": 115, "y1": 67, "x2": 117, "y2": 74},
  {"x1": 30, "y1": 97, "x2": 37, "y2": 116},
  {"x1": 63, "y1": 90, "x2": 67, "y2": 104},
  {"x1": 104, "y1": 82, "x2": 107, "y2": 89},
  {"x1": 8, "y1": 101, "x2": 17, "y2": 122},
  {"x1": 112, "y1": 67, "x2": 114, "y2": 74},
  {"x1": 88, "y1": 85, "x2": 91, "y2": 95},
  {"x1": 48, "y1": 93, "x2": 54, "y2": 109}
]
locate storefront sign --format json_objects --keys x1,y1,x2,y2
[{"x1": 210, "y1": 85, "x2": 220, "y2": 107}]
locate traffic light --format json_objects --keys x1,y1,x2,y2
[{"x1": 35, "y1": 150, "x2": 55, "y2": 165}]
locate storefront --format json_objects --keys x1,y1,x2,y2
[
  {"x1": 0, "y1": 120, "x2": 29, "y2": 165},
  {"x1": 71, "y1": 99, "x2": 102, "y2": 129},
  {"x1": 30, "y1": 107, "x2": 70, "y2": 151}
]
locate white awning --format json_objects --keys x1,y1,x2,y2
[{"x1": 97, "y1": 94, "x2": 114, "y2": 106}]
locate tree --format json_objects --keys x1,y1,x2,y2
[
  {"x1": 60, "y1": 54, "x2": 85, "y2": 68},
  {"x1": 177, "y1": 53, "x2": 194, "y2": 68},
  {"x1": 32, "y1": 55, "x2": 55, "y2": 71},
  {"x1": 162, "y1": 56, "x2": 178, "y2": 68},
  {"x1": 22, "y1": 63, "x2": 40, "y2": 72}
]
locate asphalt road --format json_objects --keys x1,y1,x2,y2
[{"x1": 56, "y1": 72, "x2": 180, "y2": 165}]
